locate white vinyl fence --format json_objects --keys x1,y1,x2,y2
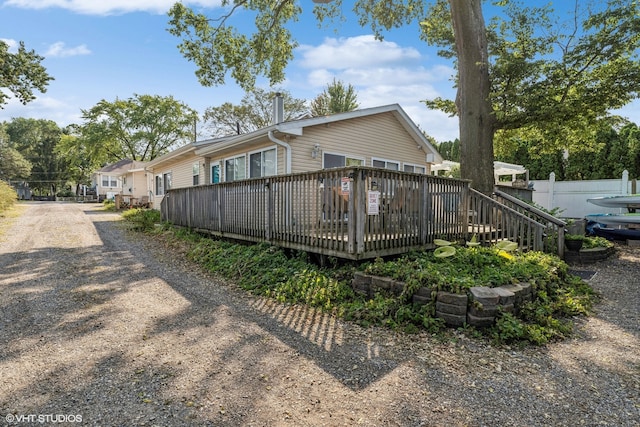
[{"x1": 531, "y1": 170, "x2": 637, "y2": 219}]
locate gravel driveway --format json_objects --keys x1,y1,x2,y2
[{"x1": 0, "y1": 202, "x2": 638, "y2": 426}]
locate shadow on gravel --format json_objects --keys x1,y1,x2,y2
[
  {"x1": 0, "y1": 245, "x2": 126, "y2": 362},
  {"x1": 2, "y1": 209, "x2": 638, "y2": 426},
  {"x1": 102, "y1": 219, "x2": 402, "y2": 392}
]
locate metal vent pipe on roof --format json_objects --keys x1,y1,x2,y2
[{"x1": 273, "y1": 92, "x2": 284, "y2": 124}]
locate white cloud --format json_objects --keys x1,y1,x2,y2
[
  {"x1": 1, "y1": 38, "x2": 19, "y2": 52},
  {"x1": 45, "y1": 41, "x2": 91, "y2": 57},
  {"x1": 298, "y1": 35, "x2": 421, "y2": 69},
  {"x1": 2, "y1": 0, "x2": 223, "y2": 15},
  {"x1": 0, "y1": 93, "x2": 81, "y2": 126},
  {"x1": 296, "y1": 35, "x2": 458, "y2": 141}
]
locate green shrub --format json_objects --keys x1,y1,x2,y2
[
  {"x1": 583, "y1": 236, "x2": 614, "y2": 249},
  {"x1": 56, "y1": 189, "x2": 75, "y2": 197},
  {"x1": 121, "y1": 208, "x2": 161, "y2": 231},
  {"x1": 0, "y1": 181, "x2": 17, "y2": 213},
  {"x1": 129, "y1": 224, "x2": 596, "y2": 346}
]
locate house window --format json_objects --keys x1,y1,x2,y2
[
  {"x1": 249, "y1": 147, "x2": 277, "y2": 178},
  {"x1": 225, "y1": 155, "x2": 246, "y2": 181},
  {"x1": 323, "y1": 153, "x2": 364, "y2": 169},
  {"x1": 372, "y1": 158, "x2": 400, "y2": 171},
  {"x1": 155, "y1": 175, "x2": 163, "y2": 196},
  {"x1": 404, "y1": 164, "x2": 426, "y2": 174},
  {"x1": 211, "y1": 164, "x2": 220, "y2": 184},
  {"x1": 123, "y1": 176, "x2": 127, "y2": 186},
  {"x1": 163, "y1": 172, "x2": 172, "y2": 192},
  {"x1": 101, "y1": 175, "x2": 118, "y2": 187},
  {"x1": 193, "y1": 163, "x2": 200, "y2": 186}
]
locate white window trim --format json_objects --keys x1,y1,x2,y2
[
  {"x1": 372, "y1": 157, "x2": 401, "y2": 170},
  {"x1": 322, "y1": 151, "x2": 365, "y2": 169},
  {"x1": 192, "y1": 162, "x2": 200, "y2": 186},
  {"x1": 163, "y1": 171, "x2": 172, "y2": 192},
  {"x1": 155, "y1": 174, "x2": 163, "y2": 196},
  {"x1": 248, "y1": 145, "x2": 278, "y2": 178},
  {"x1": 403, "y1": 163, "x2": 427, "y2": 174},
  {"x1": 101, "y1": 174, "x2": 119, "y2": 188},
  {"x1": 224, "y1": 154, "x2": 247, "y2": 182}
]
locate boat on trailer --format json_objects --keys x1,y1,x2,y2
[
  {"x1": 587, "y1": 194, "x2": 640, "y2": 210},
  {"x1": 585, "y1": 213, "x2": 640, "y2": 226}
]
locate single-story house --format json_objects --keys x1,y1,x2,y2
[
  {"x1": 92, "y1": 159, "x2": 148, "y2": 202},
  {"x1": 145, "y1": 101, "x2": 444, "y2": 209}
]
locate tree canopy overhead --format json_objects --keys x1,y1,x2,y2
[
  {"x1": 0, "y1": 40, "x2": 53, "y2": 107},
  {"x1": 423, "y1": 0, "x2": 640, "y2": 152},
  {"x1": 79, "y1": 94, "x2": 199, "y2": 163},
  {"x1": 167, "y1": 0, "x2": 640, "y2": 193}
]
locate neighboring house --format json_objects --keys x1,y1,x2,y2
[
  {"x1": 92, "y1": 159, "x2": 148, "y2": 202},
  {"x1": 144, "y1": 137, "x2": 233, "y2": 208},
  {"x1": 145, "y1": 102, "x2": 444, "y2": 209},
  {"x1": 432, "y1": 160, "x2": 533, "y2": 201},
  {"x1": 432, "y1": 160, "x2": 529, "y2": 184},
  {"x1": 11, "y1": 181, "x2": 32, "y2": 200}
]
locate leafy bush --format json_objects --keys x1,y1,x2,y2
[
  {"x1": 121, "y1": 208, "x2": 161, "y2": 231},
  {"x1": 0, "y1": 181, "x2": 17, "y2": 213},
  {"x1": 56, "y1": 189, "x2": 76, "y2": 197},
  {"x1": 583, "y1": 236, "x2": 614, "y2": 249},
  {"x1": 132, "y1": 225, "x2": 596, "y2": 346},
  {"x1": 103, "y1": 199, "x2": 115, "y2": 211}
]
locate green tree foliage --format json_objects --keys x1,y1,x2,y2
[
  {"x1": 0, "y1": 40, "x2": 53, "y2": 107},
  {"x1": 202, "y1": 88, "x2": 307, "y2": 137},
  {"x1": 168, "y1": 1, "x2": 640, "y2": 193},
  {"x1": 80, "y1": 94, "x2": 199, "y2": 162},
  {"x1": 0, "y1": 180, "x2": 17, "y2": 213},
  {"x1": 0, "y1": 143, "x2": 32, "y2": 181},
  {"x1": 310, "y1": 78, "x2": 360, "y2": 116},
  {"x1": 55, "y1": 125, "x2": 103, "y2": 192},
  {"x1": 435, "y1": 138, "x2": 460, "y2": 162},
  {"x1": 167, "y1": 2, "x2": 300, "y2": 91},
  {"x1": 6, "y1": 118, "x2": 65, "y2": 195},
  {"x1": 0, "y1": 123, "x2": 32, "y2": 181},
  {"x1": 424, "y1": 0, "x2": 640, "y2": 157},
  {"x1": 496, "y1": 122, "x2": 640, "y2": 180}
]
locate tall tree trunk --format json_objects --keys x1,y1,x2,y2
[{"x1": 449, "y1": 0, "x2": 496, "y2": 195}]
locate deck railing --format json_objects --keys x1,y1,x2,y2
[
  {"x1": 161, "y1": 167, "x2": 562, "y2": 260},
  {"x1": 493, "y1": 189, "x2": 566, "y2": 257}
]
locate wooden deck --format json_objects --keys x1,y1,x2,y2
[{"x1": 161, "y1": 167, "x2": 563, "y2": 260}]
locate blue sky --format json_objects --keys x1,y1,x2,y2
[{"x1": 0, "y1": 0, "x2": 638, "y2": 143}]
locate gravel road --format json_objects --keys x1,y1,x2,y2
[{"x1": 0, "y1": 202, "x2": 638, "y2": 426}]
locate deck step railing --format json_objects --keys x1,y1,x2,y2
[{"x1": 492, "y1": 190, "x2": 566, "y2": 257}]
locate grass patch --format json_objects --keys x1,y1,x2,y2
[{"x1": 124, "y1": 218, "x2": 597, "y2": 346}]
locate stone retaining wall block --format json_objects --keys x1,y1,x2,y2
[
  {"x1": 436, "y1": 291, "x2": 468, "y2": 305},
  {"x1": 492, "y1": 287, "x2": 516, "y2": 305},
  {"x1": 467, "y1": 313, "x2": 495, "y2": 328},
  {"x1": 415, "y1": 287, "x2": 435, "y2": 298},
  {"x1": 412, "y1": 295, "x2": 432, "y2": 306},
  {"x1": 470, "y1": 286, "x2": 500, "y2": 306},
  {"x1": 370, "y1": 276, "x2": 393, "y2": 292},
  {"x1": 436, "y1": 301, "x2": 468, "y2": 315},
  {"x1": 469, "y1": 304, "x2": 498, "y2": 317},
  {"x1": 436, "y1": 311, "x2": 467, "y2": 327}
]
